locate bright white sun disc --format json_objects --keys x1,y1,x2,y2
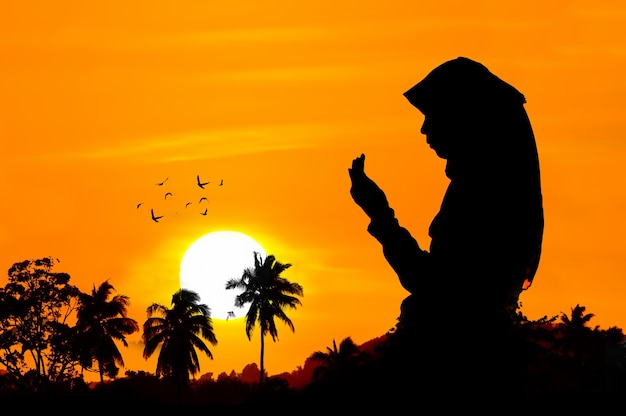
[{"x1": 180, "y1": 231, "x2": 266, "y2": 320}]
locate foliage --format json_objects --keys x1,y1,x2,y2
[
  {"x1": 142, "y1": 288, "x2": 218, "y2": 390},
  {"x1": 0, "y1": 257, "x2": 82, "y2": 389},
  {"x1": 552, "y1": 304, "x2": 626, "y2": 391},
  {"x1": 505, "y1": 303, "x2": 626, "y2": 394},
  {"x1": 309, "y1": 337, "x2": 366, "y2": 381},
  {"x1": 2, "y1": 255, "x2": 626, "y2": 405},
  {"x1": 226, "y1": 252, "x2": 303, "y2": 388},
  {"x1": 74, "y1": 280, "x2": 139, "y2": 384}
]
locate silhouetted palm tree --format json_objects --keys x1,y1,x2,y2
[
  {"x1": 555, "y1": 304, "x2": 602, "y2": 388},
  {"x1": 75, "y1": 280, "x2": 139, "y2": 385},
  {"x1": 556, "y1": 304, "x2": 626, "y2": 391},
  {"x1": 556, "y1": 304, "x2": 596, "y2": 355},
  {"x1": 226, "y1": 252, "x2": 303, "y2": 389},
  {"x1": 309, "y1": 337, "x2": 363, "y2": 380},
  {"x1": 560, "y1": 304, "x2": 596, "y2": 332},
  {"x1": 142, "y1": 289, "x2": 217, "y2": 392}
]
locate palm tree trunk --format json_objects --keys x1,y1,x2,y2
[
  {"x1": 98, "y1": 359, "x2": 104, "y2": 385},
  {"x1": 259, "y1": 331, "x2": 265, "y2": 389}
]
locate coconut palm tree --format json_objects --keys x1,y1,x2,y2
[
  {"x1": 309, "y1": 336, "x2": 364, "y2": 380},
  {"x1": 556, "y1": 304, "x2": 626, "y2": 390},
  {"x1": 226, "y1": 252, "x2": 303, "y2": 389},
  {"x1": 559, "y1": 304, "x2": 596, "y2": 332},
  {"x1": 555, "y1": 304, "x2": 601, "y2": 387},
  {"x1": 557, "y1": 304, "x2": 598, "y2": 355},
  {"x1": 74, "y1": 280, "x2": 139, "y2": 385},
  {"x1": 142, "y1": 289, "x2": 217, "y2": 391}
]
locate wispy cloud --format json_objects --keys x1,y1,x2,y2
[{"x1": 34, "y1": 115, "x2": 414, "y2": 164}]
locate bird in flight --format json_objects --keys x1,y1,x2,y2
[
  {"x1": 151, "y1": 209, "x2": 163, "y2": 222},
  {"x1": 156, "y1": 177, "x2": 169, "y2": 186},
  {"x1": 218, "y1": 179, "x2": 224, "y2": 186},
  {"x1": 199, "y1": 197, "x2": 208, "y2": 203},
  {"x1": 185, "y1": 202, "x2": 192, "y2": 208},
  {"x1": 136, "y1": 202, "x2": 143, "y2": 209},
  {"x1": 197, "y1": 175, "x2": 209, "y2": 189},
  {"x1": 226, "y1": 311, "x2": 235, "y2": 321},
  {"x1": 164, "y1": 192, "x2": 173, "y2": 199},
  {"x1": 200, "y1": 208, "x2": 208, "y2": 216}
]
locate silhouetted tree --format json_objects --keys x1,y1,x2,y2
[
  {"x1": 226, "y1": 252, "x2": 303, "y2": 389},
  {"x1": 600, "y1": 326, "x2": 626, "y2": 391},
  {"x1": 142, "y1": 289, "x2": 217, "y2": 398},
  {"x1": 74, "y1": 280, "x2": 139, "y2": 385},
  {"x1": 560, "y1": 304, "x2": 596, "y2": 332},
  {"x1": 309, "y1": 337, "x2": 364, "y2": 380},
  {"x1": 557, "y1": 304, "x2": 597, "y2": 361},
  {"x1": 555, "y1": 304, "x2": 626, "y2": 391},
  {"x1": 240, "y1": 362, "x2": 262, "y2": 383},
  {"x1": 0, "y1": 257, "x2": 81, "y2": 389}
]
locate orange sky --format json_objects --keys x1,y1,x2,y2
[{"x1": 1, "y1": 1, "x2": 626, "y2": 382}]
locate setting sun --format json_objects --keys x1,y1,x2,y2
[{"x1": 179, "y1": 231, "x2": 267, "y2": 320}]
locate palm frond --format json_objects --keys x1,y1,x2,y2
[{"x1": 146, "y1": 303, "x2": 168, "y2": 317}]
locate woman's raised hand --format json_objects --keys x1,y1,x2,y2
[{"x1": 349, "y1": 154, "x2": 392, "y2": 219}]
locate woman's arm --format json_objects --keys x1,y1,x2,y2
[
  {"x1": 368, "y1": 215, "x2": 431, "y2": 294},
  {"x1": 349, "y1": 154, "x2": 432, "y2": 293}
]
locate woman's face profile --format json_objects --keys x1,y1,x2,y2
[
  {"x1": 420, "y1": 112, "x2": 455, "y2": 159},
  {"x1": 419, "y1": 105, "x2": 475, "y2": 160}
]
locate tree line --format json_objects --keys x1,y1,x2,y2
[
  {"x1": 2, "y1": 256, "x2": 626, "y2": 408},
  {"x1": 0, "y1": 254, "x2": 303, "y2": 398}
]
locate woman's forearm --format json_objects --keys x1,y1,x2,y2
[{"x1": 367, "y1": 214, "x2": 432, "y2": 294}]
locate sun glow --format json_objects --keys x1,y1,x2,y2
[{"x1": 179, "y1": 231, "x2": 266, "y2": 320}]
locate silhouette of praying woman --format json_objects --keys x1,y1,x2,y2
[{"x1": 349, "y1": 57, "x2": 543, "y2": 391}]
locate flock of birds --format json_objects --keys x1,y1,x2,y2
[{"x1": 136, "y1": 175, "x2": 224, "y2": 223}]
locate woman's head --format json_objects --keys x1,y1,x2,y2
[
  {"x1": 404, "y1": 57, "x2": 529, "y2": 161},
  {"x1": 404, "y1": 57, "x2": 525, "y2": 115}
]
